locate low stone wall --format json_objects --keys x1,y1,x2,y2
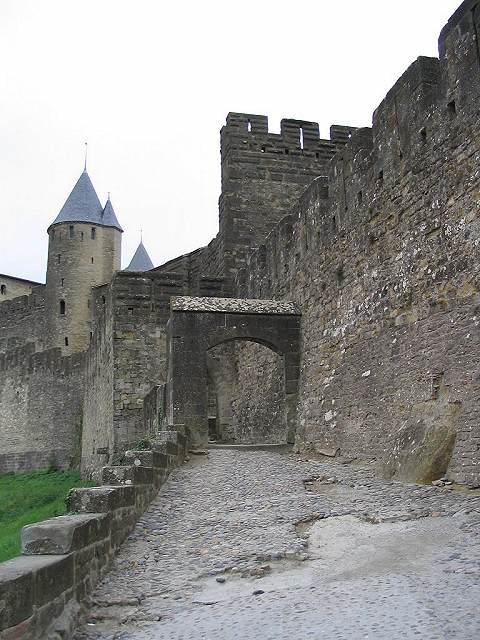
[{"x1": 0, "y1": 431, "x2": 188, "y2": 640}]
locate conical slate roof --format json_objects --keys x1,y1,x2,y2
[
  {"x1": 126, "y1": 241, "x2": 154, "y2": 271},
  {"x1": 101, "y1": 196, "x2": 123, "y2": 231},
  {"x1": 49, "y1": 170, "x2": 122, "y2": 231}
]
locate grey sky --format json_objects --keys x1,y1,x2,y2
[{"x1": 1, "y1": 0, "x2": 461, "y2": 283}]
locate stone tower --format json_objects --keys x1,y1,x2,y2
[{"x1": 45, "y1": 170, "x2": 123, "y2": 354}]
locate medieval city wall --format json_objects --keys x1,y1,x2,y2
[
  {"x1": 0, "y1": 343, "x2": 84, "y2": 474},
  {"x1": 199, "y1": 111, "x2": 354, "y2": 291},
  {"x1": 81, "y1": 284, "x2": 115, "y2": 477},
  {"x1": 82, "y1": 271, "x2": 193, "y2": 475},
  {"x1": 234, "y1": 1, "x2": 480, "y2": 485},
  {"x1": 0, "y1": 275, "x2": 41, "y2": 301},
  {"x1": 0, "y1": 288, "x2": 46, "y2": 352}
]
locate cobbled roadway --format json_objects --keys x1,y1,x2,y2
[{"x1": 75, "y1": 450, "x2": 480, "y2": 640}]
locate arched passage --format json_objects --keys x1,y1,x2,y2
[
  {"x1": 207, "y1": 339, "x2": 287, "y2": 444},
  {"x1": 166, "y1": 297, "x2": 301, "y2": 447}
]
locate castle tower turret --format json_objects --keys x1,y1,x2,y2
[
  {"x1": 45, "y1": 170, "x2": 123, "y2": 354},
  {"x1": 125, "y1": 240, "x2": 154, "y2": 271}
]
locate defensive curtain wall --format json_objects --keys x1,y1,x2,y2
[
  {"x1": 82, "y1": 0, "x2": 480, "y2": 486},
  {"x1": 233, "y1": 0, "x2": 480, "y2": 486},
  {"x1": 2, "y1": 1, "x2": 480, "y2": 636}
]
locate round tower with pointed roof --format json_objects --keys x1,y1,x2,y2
[{"x1": 45, "y1": 169, "x2": 123, "y2": 354}]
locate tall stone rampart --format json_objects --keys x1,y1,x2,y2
[{"x1": 234, "y1": 0, "x2": 480, "y2": 485}]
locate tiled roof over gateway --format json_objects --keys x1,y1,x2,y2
[{"x1": 49, "y1": 170, "x2": 123, "y2": 231}]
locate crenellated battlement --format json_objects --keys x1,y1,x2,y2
[{"x1": 222, "y1": 112, "x2": 355, "y2": 159}]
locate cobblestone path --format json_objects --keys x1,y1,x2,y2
[{"x1": 75, "y1": 450, "x2": 480, "y2": 640}]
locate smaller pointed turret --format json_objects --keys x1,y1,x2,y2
[
  {"x1": 101, "y1": 194, "x2": 123, "y2": 231},
  {"x1": 126, "y1": 240, "x2": 154, "y2": 271}
]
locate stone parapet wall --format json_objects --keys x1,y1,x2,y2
[{"x1": 0, "y1": 431, "x2": 188, "y2": 640}]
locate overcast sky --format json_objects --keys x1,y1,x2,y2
[{"x1": 1, "y1": 0, "x2": 461, "y2": 282}]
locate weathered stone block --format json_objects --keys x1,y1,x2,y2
[
  {"x1": 101, "y1": 465, "x2": 153, "y2": 486},
  {"x1": 0, "y1": 557, "x2": 34, "y2": 631},
  {"x1": 22, "y1": 514, "x2": 110, "y2": 555},
  {"x1": 67, "y1": 485, "x2": 136, "y2": 513}
]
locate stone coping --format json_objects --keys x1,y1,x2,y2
[{"x1": 171, "y1": 296, "x2": 301, "y2": 315}]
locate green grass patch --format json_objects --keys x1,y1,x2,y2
[{"x1": 0, "y1": 469, "x2": 94, "y2": 563}]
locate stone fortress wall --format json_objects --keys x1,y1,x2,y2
[
  {"x1": 0, "y1": 343, "x2": 84, "y2": 474},
  {"x1": 1, "y1": 0, "x2": 480, "y2": 487},
  {"x1": 230, "y1": 0, "x2": 480, "y2": 486},
  {"x1": 0, "y1": 288, "x2": 46, "y2": 353},
  {"x1": 81, "y1": 269, "x2": 227, "y2": 476},
  {"x1": 0, "y1": 275, "x2": 42, "y2": 302}
]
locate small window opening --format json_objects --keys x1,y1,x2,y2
[
  {"x1": 357, "y1": 190, "x2": 363, "y2": 205},
  {"x1": 348, "y1": 131, "x2": 352, "y2": 139},
  {"x1": 69, "y1": 225, "x2": 74, "y2": 238},
  {"x1": 81, "y1": 232, "x2": 84, "y2": 241},
  {"x1": 331, "y1": 215, "x2": 337, "y2": 231},
  {"x1": 285, "y1": 148, "x2": 289, "y2": 155},
  {"x1": 90, "y1": 331, "x2": 93, "y2": 340},
  {"x1": 0, "y1": 284, "x2": 6, "y2": 295},
  {"x1": 247, "y1": 119, "x2": 252, "y2": 133},
  {"x1": 102, "y1": 295, "x2": 106, "y2": 304},
  {"x1": 378, "y1": 169, "x2": 384, "y2": 183},
  {"x1": 261, "y1": 145, "x2": 266, "y2": 153},
  {"x1": 91, "y1": 257, "x2": 94, "y2": 264},
  {"x1": 61, "y1": 278, "x2": 64, "y2": 287},
  {"x1": 64, "y1": 337, "x2": 69, "y2": 347},
  {"x1": 57, "y1": 254, "x2": 61, "y2": 264},
  {"x1": 315, "y1": 152, "x2": 320, "y2": 160},
  {"x1": 87, "y1": 299, "x2": 90, "y2": 308},
  {"x1": 448, "y1": 100, "x2": 456, "y2": 117},
  {"x1": 420, "y1": 127, "x2": 427, "y2": 144},
  {"x1": 299, "y1": 127, "x2": 304, "y2": 150},
  {"x1": 91, "y1": 227, "x2": 96, "y2": 239},
  {"x1": 128, "y1": 307, "x2": 134, "y2": 315},
  {"x1": 60, "y1": 300, "x2": 66, "y2": 315}
]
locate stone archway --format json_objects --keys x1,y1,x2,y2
[{"x1": 166, "y1": 297, "x2": 301, "y2": 447}]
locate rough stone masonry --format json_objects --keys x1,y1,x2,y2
[
  {"x1": 2, "y1": 0, "x2": 480, "y2": 487},
  {"x1": 2, "y1": 0, "x2": 480, "y2": 638}
]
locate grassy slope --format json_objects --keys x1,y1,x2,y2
[{"x1": 0, "y1": 469, "x2": 93, "y2": 563}]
